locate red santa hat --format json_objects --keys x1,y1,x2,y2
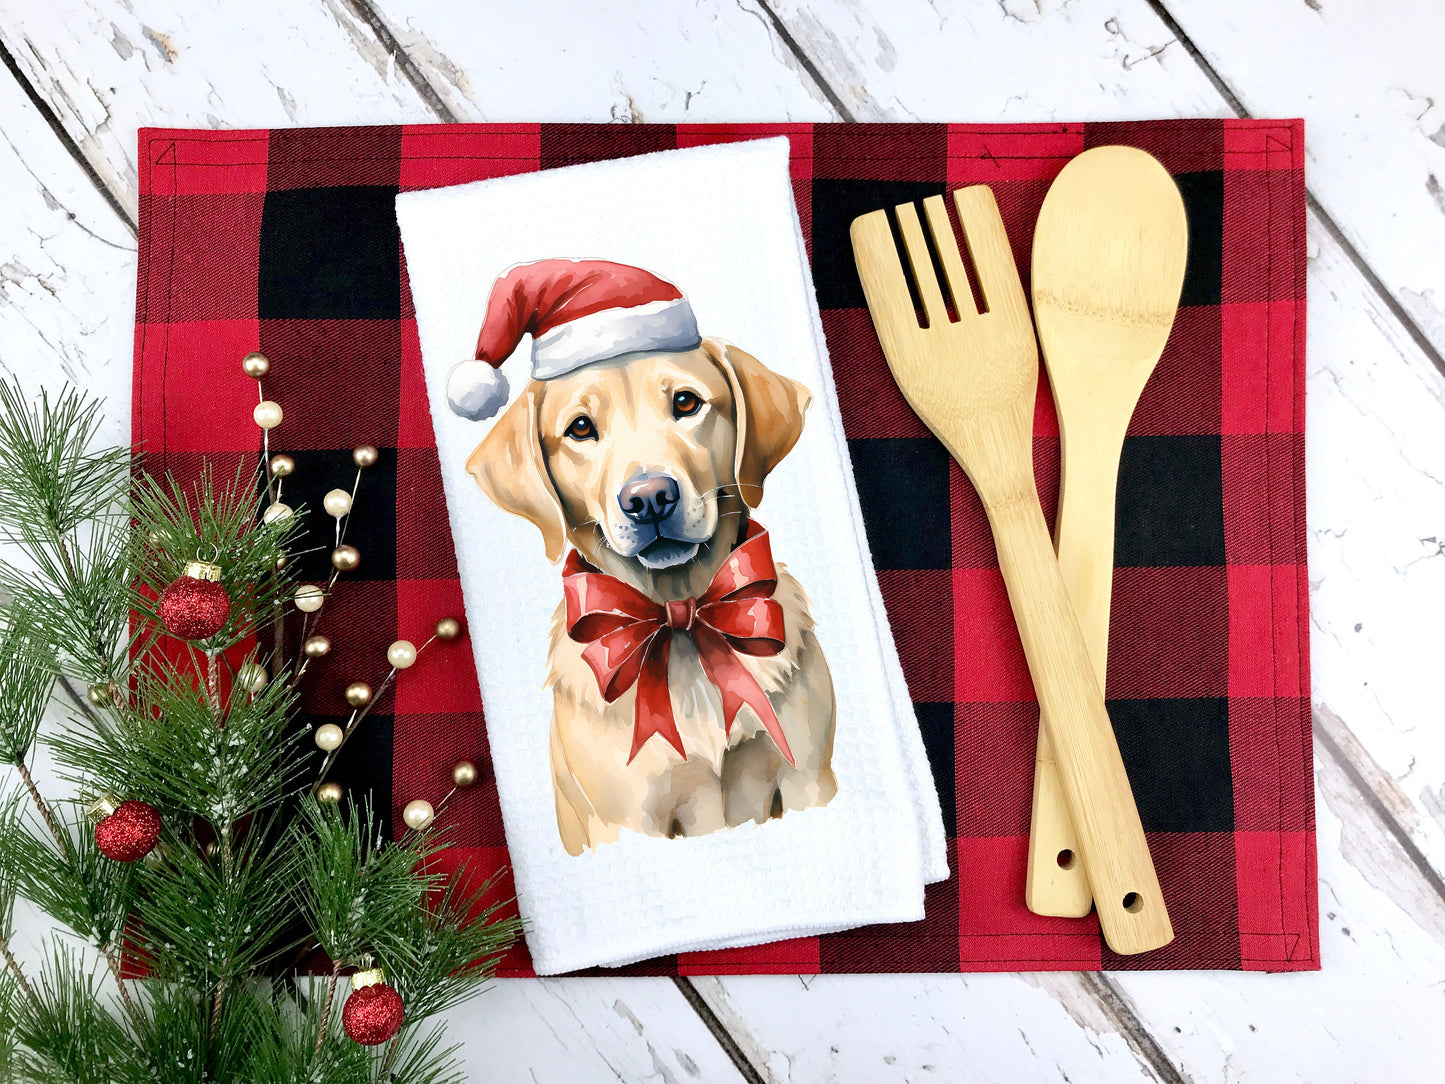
[{"x1": 445, "y1": 258, "x2": 701, "y2": 421}]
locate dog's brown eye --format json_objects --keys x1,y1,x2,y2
[
  {"x1": 566, "y1": 415, "x2": 597, "y2": 441},
  {"x1": 672, "y1": 391, "x2": 702, "y2": 418}
]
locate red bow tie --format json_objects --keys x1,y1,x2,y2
[{"x1": 562, "y1": 521, "x2": 794, "y2": 766}]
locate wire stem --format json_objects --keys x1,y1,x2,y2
[
  {"x1": 102, "y1": 940, "x2": 140, "y2": 1022},
  {"x1": 14, "y1": 760, "x2": 63, "y2": 851},
  {"x1": 0, "y1": 934, "x2": 37, "y2": 1006},
  {"x1": 314, "y1": 958, "x2": 344, "y2": 1054}
]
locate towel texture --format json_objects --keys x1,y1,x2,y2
[{"x1": 396, "y1": 137, "x2": 947, "y2": 973}]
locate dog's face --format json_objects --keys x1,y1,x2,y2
[
  {"x1": 537, "y1": 349, "x2": 734, "y2": 570},
  {"x1": 467, "y1": 338, "x2": 810, "y2": 581}
]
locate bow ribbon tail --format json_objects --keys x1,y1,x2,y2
[
  {"x1": 694, "y1": 627, "x2": 795, "y2": 768},
  {"x1": 627, "y1": 632, "x2": 686, "y2": 765}
]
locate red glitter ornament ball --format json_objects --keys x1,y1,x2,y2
[
  {"x1": 158, "y1": 561, "x2": 231, "y2": 641},
  {"x1": 342, "y1": 973, "x2": 405, "y2": 1045},
  {"x1": 94, "y1": 800, "x2": 162, "y2": 862}
]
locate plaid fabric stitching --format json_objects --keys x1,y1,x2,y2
[{"x1": 133, "y1": 121, "x2": 1316, "y2": 975}]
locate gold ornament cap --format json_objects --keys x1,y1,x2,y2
[
  {"x1": 183, "y1": 560, "x2": 223, "y2": 582},
  {"x1": 351, "y1": 967, "x2": 386, "y2": 991},
  {"x1": 86, "y1": 794, "x2": 120, "y2": 823}
]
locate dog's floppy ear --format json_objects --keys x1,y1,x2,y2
[
  {"x1": 466, "y1": 381, "x2": 567, "y2": 563},
  {"x1": 704, "y1": 338, "x2": 811, "y2": 509}
]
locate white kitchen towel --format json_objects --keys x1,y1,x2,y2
[{"x1": 396, "y1": 136, "x2": 947, "y2": 975}]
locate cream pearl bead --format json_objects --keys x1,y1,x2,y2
[
  {"x1": 323, "y1": 488, "x2": 352, "y2": 517},
  {"x1": 253, "y1": 400, "x2": 283, "y2": 429},
  {"x1": 387, "y1": 640, "x2": 417, "y2": 669},
  {"x1": 262, "y1": 502, "x2": 293, "y2": 525},
  {"x1": 294, "y1": 585, "x2": 324, "y2": 613},
  {"x1": 313, "y1": 724, "x2": 344, "y2": 751},
  {"x1": 236, "y1": 662, "x2": 268, "y2": 693},
  {"x1": 402, "y1": 799, "x2": 435, "y2": 831}
]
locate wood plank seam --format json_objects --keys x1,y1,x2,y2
[
  {"x1": 752, "y1": 0, "x2": 859, "y2": 122},
  {"x1": 0, "y1": 33, "x2": 136, "y2": 234},
  {"x1": 335, "y1": 0, "x2": 459, "y2": 123},
  {"x1": 1314, "y1": 705, "x2": 1445, "y2": 908},
  {"x1": 1081, "y1": 973, "x2": 1193, "y2": 1084},
  {"x1": 670, "y1": 977, "x2": 767, "y2": 1084},
  {"x1": 1147, "y1": 0, "x2": 1445, "y2": 382}
]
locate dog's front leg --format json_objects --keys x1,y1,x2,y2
[{"x1": 660, "y1": 761, "x2": 727, "y2": 839}]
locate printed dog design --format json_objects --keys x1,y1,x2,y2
[{"x1": 446, "y1": 259, "x2": 836, "y2": 854}]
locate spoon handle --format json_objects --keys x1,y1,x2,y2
[
  {"x1": 1026, "y1": 428, "x2": 1127, "y2": 917},
  {"x1": 983, "y1": 471, "x2": 1172, "y2": 954}
]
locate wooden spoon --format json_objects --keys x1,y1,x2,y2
[{"x1": 1025, "y1": 146, "x2": 1189, "y2": 918}]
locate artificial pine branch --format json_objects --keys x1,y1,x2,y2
[{"x1": 0, "y1": 380, "x2": 520, "y2": 1082}]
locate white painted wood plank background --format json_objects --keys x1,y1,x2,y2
[{"x1": 0, "y1": 1, "x2": 1441, "y2": 1080}]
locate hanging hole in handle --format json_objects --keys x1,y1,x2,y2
[
  {"x1": 1122, "y1": 892, "x2": 1143, "y2": 914},
  {"x1": 1056, "y1": 849, "x2": 1075, "y2": 870}
]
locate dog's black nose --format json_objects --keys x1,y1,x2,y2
[{"x1": 619, "y1": 474, "x2": 680, "y2": 525}]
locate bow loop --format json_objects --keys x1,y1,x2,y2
[{"x1": 696, "y1": 596, "x2": 786, "y2": 655}]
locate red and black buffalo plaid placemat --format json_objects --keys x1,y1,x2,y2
[{"x1": 132, "y1": 120, "x2": 1316, "y2": 974}]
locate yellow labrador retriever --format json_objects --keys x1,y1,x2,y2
[{"x1": 467, "y1": 337, "x2": 836, "y2": 854}]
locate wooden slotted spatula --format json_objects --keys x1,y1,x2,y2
[
  {"x1": 851, "y1": 186, "x2": 1172, "y2": 955},
  {"x1": 1025, "y1": 146, "x2": 1190, "y2": 918}
]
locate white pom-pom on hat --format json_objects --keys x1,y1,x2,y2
[{"x1": 446, "y1": 360, "x2": 510, "y2": 421}]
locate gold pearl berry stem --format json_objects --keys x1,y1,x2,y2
[
  {"x1": 397, "y1": 757, "x2": 479, "y2": 837},
  {"x1": 309, "y1": 626, "x2": 454, "y2": 796}
]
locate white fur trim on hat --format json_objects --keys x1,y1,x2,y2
[
  {"x1": 446, "y1": 360, "x2": 510, "y2": 421},
  {"x1": 531, "y1": 297, "x2": 700, "y2": 379}
]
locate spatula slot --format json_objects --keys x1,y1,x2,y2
[
  {"x1": 924, "y1": 193, "x2": 986, "y2": 318},
  {"x1": 883, "y1": 204, "x2": 930, "y2": 329}
]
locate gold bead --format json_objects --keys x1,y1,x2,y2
[
  {"x1": 344, "y1": 682, "x2": 373, "y2": 708},
  {"x1": 322, "y1": 488, "x2": 352, "y2": 517},
  {"x1": 314, "y1": 723, "x2": 344, "y2": 751},
  {"x1": 274, "y1": 553, "x2": 288, "y2": 571},
  {"x1": 204, "y1": 839, "x2": 220, "y2": 859},
  {"x1": 451, "y1": 760, "x2": 478, "y2": 788},
  {"x1": 253, "y1": 401, "x2": 283, "y2": 430},
  {"x1": 262, "y1": 502, "x2": 293, "y2": 525},
  {"x1": 268, "y1": 453, "x2": 295, "y2": 478},
  {"x1": 353, "y1": 445, "x2": 379, "y2": 469},
  {"x1": 86, "y1": 684, "x2": 110, "y2": 706},
  {"x1": 434, "y1": 617, "x2": 462, "y2": 641},
  {"x1": 303, "y1": 635, "x2": 331, "y2": 658},
  {"x1": 316, "y1": 782, "x2": 343, "y2": 804},
  {"x1": 387, "y1": 640, "x2": 417, "y2": 669},
  {"x1": 236, "y1": 662, "x2": 268, "y2": 693},
  {"x1": 241, "y1": 351, "x2": 270, "y2": 378},
  {"x1": 294, "y1": 585, "x2": 324, "y2": 613},
  {"x1": 402, "y1": 799, "x2": 435, "y2": 830},
  {"x1": 331, "y1": 545, "x2": 360, "y2": 572}
]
